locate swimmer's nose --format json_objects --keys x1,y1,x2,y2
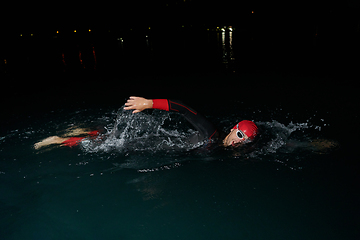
[{"x1": 233, "y1": 138, "x2": 242, "y2": 143}]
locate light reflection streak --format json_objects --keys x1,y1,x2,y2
[
  {"x1": 79, "y1": 50, "x2": 84, "y2": 68},
  {"x1": 220, "y1": 26, "x2": 235, "y2": 70},
  {"x1": 61, "y1": 53, "x2": 66, "y2": 70},
  {"x1": 229, "y1": 31, "x2": 234, "y2": 61},
  {"x1": 92, "y1": 45, "x2": 97, "y2": 70},
  {"x1": 222, "y1": 31, "x2": 227, "y2": 64}
]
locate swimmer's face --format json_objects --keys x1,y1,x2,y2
[{"x1": 223, "y1": 129, "x2": 249, "y2": 147}]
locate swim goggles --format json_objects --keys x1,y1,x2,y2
[{"x1": 236, "y1": 130, "x2": 245, "y2": 140}]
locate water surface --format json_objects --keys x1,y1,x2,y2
[{"x1": 1, "y1": 26, "x2": 359, "y2": 240}]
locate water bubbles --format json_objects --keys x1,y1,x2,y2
[
  {"x1": 250, "y1": 120, "x2": 319, "y2": 161},
  {"x1": 23, "y1": 106, "x2": 333, "y2": 173},
  {"x1": 80, "y1": 107, "x2": 200, "y2": 154}
]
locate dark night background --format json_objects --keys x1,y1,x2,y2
[
  {"x1": 1, "y1": 0, "x2": 359, "y2": 135},
  {"x1": 1, "y1": 1, "x2": 360, "y2": 239}
]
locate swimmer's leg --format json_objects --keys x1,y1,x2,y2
[
  {"x1": 62, "y1": 127, "x2": 91, "y2": 137},
  {"x1": 34, "y1": 136, "x2": 70, "y2": 150}
]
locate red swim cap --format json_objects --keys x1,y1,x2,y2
[{"x1": 233, "y1": 120, "x2": 259, "y2": 140}]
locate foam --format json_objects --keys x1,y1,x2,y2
[{"x1": 80, "y1": 107, "x2": 201, "y2": 154}]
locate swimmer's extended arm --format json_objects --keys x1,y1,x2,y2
[
  {"x1": 124, "y1": 96, "x2": 218, "y2": 139},
  {"x1": 285, "y1": 139, "x2": 339, "y2": 154},
  {"x1": 124, "y1": 96, "x2": 191, "y2": 113},
  {"x1": 310, "y1": 139, "x2": 339, "y2": 153}
]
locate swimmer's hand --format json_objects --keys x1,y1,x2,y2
[
  {"x1": 124, "y1": 96, "x2": 153, "y2": 114},
  {"x1": 310, "y1": 139, "x2": 339, "y2": 153}
]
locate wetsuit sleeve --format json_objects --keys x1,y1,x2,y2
[
  {"x1": 152, "y1": 99, "x2": 217, "y2": 140},
  {"x1": 152, "y1": 99, "x2": 169, "y2": 111}
]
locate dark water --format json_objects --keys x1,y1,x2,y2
[{"x1": 1, "y1": 21, "x2": 359, "y2": 239}]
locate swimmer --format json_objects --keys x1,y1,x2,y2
[
  {"x1": 34, "y1": 96, "x2": 337, "y2": 152},
  {"x1": 34, "y1": 97, "x2": 259, "y2": 149},
  {"x1": 124, "y1": 97, "x2": 259, "y2": 147}
]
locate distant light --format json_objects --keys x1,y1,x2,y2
[
  {"x1": 56, "y1": 30, "x2": 59, "y2": 34},
  {"x1": 88, "y1": 29, "x2": 91, "y2": 32},
  {"x1": 20, "y1": 33, "x2": 23, "y2": 37},
  {"x1": 30, "y1": 33, "x2": 34, "y2": 37},
  {"x1": 148, "y1": 27, "x2": 151, "y2": 30},
  {"x1": 74, "y1": 30, "x2": 77, "y2": 33},
  {"x1": 252, "y1": 11, "x2": 254, "y2": 13}
]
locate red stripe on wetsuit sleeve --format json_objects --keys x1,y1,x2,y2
[
  {"x1": 169, "y1": 100, "x2": 197, "y2": 115},
  {"x1": 152, "y1": 99, "x2": 169, "y2": 111}
]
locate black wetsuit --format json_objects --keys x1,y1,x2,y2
[{"x1": 152, "y1": 99, "x2": 221, "y2": 144}]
